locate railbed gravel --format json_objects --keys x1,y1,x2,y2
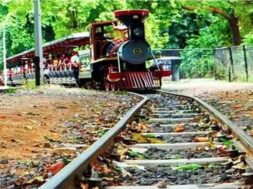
[
  {"x1": 124, "y1": 164, "x2": 243, "y2": 185},
  {"x1": 127, "y1": 147, "x2": 225, "y2": 160}
]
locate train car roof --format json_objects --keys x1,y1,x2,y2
[{"x1": 7, "y1": 32, "x2": 90, "y2": 64}]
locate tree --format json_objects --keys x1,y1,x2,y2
[{"x1": 181, "y1": 0, "x2": 242, "y2": 45}]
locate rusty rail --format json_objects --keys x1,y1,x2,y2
[{"x1": 39, "y1": 93, "x2": 148, "y2": 189}]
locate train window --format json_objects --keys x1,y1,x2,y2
[
  {"x1": 96, "y1": 27, "x2": 102, "y2": 33},
  {"x1": 79, "y1": 50, "x2": 90, "y2": 70},
  {"x1": 95, "y1": 25, "x2": 114, "y2": 39},
  {"x1": 103, "y1": 25, "x2": 114, "y2": 39}
]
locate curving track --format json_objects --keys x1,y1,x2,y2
[{"x1": 39, "y1": 91, "x2": 253, "y2": 189}]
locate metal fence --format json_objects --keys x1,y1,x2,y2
[
  {"x1": 215, "y1": 46, "x2": 250, "y2": 82},
  {"x1": 153, "y1": 45, "x2": 253, "y2": 82}
]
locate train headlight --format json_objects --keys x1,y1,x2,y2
[{"x1": 133, "y1": 28, "x2": 144, "y2": 37}]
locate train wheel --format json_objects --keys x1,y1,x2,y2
[
  {"x1": 105, "y1": 81, "x2": 110, "y2": 91},
  {"x1": 111, "y1": 83, "x2": 116, "y2": 91},
  {"x1": 43, "y1": 75, "x2": 50, "y2": 84}
]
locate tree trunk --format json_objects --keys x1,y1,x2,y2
[{"x1": 228, "y1": 14, "x2": 241, "y2": 45}]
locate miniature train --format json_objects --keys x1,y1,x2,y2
[{"x1": 6, "y1": 9, "x2": 171, "y2": 90}]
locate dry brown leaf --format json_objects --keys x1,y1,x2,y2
[
  {"x1": 233, "y1": 162, "x2": 246, "y2": 170},
  {"x1": 193, "y1": 136, "x2": 209, "y2": 142},
  {"x1": 249, "y1": 129, "x2": 253, "y2": 136},
  {"x1": 53, "y1": 147, "x2": 76, "y2": 155},
  {"x1": 231, "y1": 104, "x2": 242, "y2": 110},
  {"x1": 103, "y1": 177, "x2": 115, "y2": 181},
  {"x1": 173, "y1": 125, "x2": 185, "y2": 132},
  {"x1": 92, "y1": 163, "x2": 112, "y2": 173},
  {"x1": 132, "y1": 133, "x2": 164, "y2": 144}
]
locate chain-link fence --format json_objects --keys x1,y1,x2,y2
[
  {"x1": 215, "y1": 46, "x2": 250, "y2": 82},
  {"x1": 153, "y1": 45, "x2": 253, "y2": 82}
]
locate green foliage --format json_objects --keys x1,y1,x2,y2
[
  {"x1": 244, "y1": 32, "x2": 253, "y2": 44},
  {"x1": 6, "y1": 87, "x2": 16, "y2": 94},
  {"x1": 172, "y1": 163, "x2": 202, "y2": 171},
  {"x1": 127, "y1": 151, "x2": 146, "y2": 159},
  {"x1": 113, "y1": 91, "x2": 128, "y2": 95},
  {"x1": 97, "y1": 128, "x2": 109, "y2": 137},
  {"x1": 143, "y1": 133, "x2": 156, "y2": 138},
  {"x1": 180, "y1": 49, "x2": 215, "y2": 78},
  {"x1": 22, "y1": 79, "x2": 37, "y2": 90}
]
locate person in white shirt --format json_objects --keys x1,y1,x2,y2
[{"x1": 70, "y1": 50, "x2": 80, "y2": 86}]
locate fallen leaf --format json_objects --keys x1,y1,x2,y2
[
  {"x1": 26, "y1": 176, "x2": 44, "y2": 184},
  {"x1": 92, "y1": 163, "x2": 112, "y2": 174},
  {"x1": 132, "y1": 133, "x2": 163, "y2": 144},
  {"x1": 0, "y1": 115, "x2": 7, "y2": 119},
  {"x1": 53, "y1": 147, "x2": 76, "y2": 155},
  {"x1": 155, "y1": 178, "x2": 168, "y2": 188},
  {"x1": 25, "y1": 125, "x2": 33, "y2": 130},
  {"x1": 173, "y1": 125, "x2": 185, "y2": 132},
  {"x1": 172, "y1": 163, "x2": 202, "y2": 171},
  {"x1": 193, "y1": 136, "x2": 209, "y2": 142},
  {"x1": 233, "y1": 162, "x2": 246, "y2": 170}
]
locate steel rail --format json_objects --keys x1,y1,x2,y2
[
  {"x1": 158, "y1": 90, "x2": 253, "y2": 154},
  {"x1": 39, "y1": 93, "x2": 148, "y2": 189}
]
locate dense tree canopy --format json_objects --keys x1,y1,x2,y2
[{"x1": 1, "y1": 0, "x2": 253, "y2": 76}]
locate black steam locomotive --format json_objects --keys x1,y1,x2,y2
[{"x1": 89, "y1": 9, "x2": 170, "y2": 90}]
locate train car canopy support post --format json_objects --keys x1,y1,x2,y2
[
  {"x1": 2, "y1": 27, "x2": 7, "y2": 87},
  {"x1": 34, "y1": 0, "x2": 43, "y2": 86}
]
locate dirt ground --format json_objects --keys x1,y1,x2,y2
[
  {"x1": 0, "y1": 86, "x2": 137, "y2": 188},
  {"x1": 162, "y1": 78, "x2": 253, "y2": 95},
  {"x1": 0, "y1": 95, "x2": 82, "y2": 159},
  {"x1": 0, "y1": 87, "x2": 136, "y2": 160}
]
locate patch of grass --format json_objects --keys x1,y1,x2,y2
[
  {"x1": 143, "y1": 133, "x2": 156, "y2": 138},
  {"x1": 114, "y1": 91, "x2": 128, "y2": 95},
  {"x1": 22, "y1": 79, "x2": 37, "y2": 90},
  {"x1": 6, "y1": 87, "x2": 17, "y2": 94},
  {"x1": 98, "y1": 128, "x2": 109, "y2": 137},
  {"x1": 127, "y1": 151, "x2": 146, "y2": 159},
  {"x1": 172, "y1": 163, "x2": 202, "y2": 171}
]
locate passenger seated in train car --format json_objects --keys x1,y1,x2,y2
[
  {"x1": 65, "y1": 56, "x2": 71, "y2": 70},
  {"x1": 48, "y1": 62, "x2": 54, "y2": 71},
  {"x1": 7, "y1": 68, "x2": 13, "y2": 84},
  {"x1": 70, "y1": 50, "x2": 81, "y2": 86},
  {"x1": 43, "y1": 58, "x2": 49, "y2": 75},
  {"x1": 58, "y1": 53, "x2": 65, "y2": 70},
  {"x1": 21, "y1": 62, "x2": 28, "y2": 82},
  {"x1": 59, "y1": 53, "x2": 70, "y2": 70},
  {"x1": 52, "y1": 56, "x2": 59, "y2": 70}
]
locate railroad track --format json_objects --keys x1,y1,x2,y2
[{"x1": 39, "y1": 91, "x2": 253, "y2": 189}]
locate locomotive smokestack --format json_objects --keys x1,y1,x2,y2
[{"x1": 114, "y1": 10, "x2": 149, "y2": 27}]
